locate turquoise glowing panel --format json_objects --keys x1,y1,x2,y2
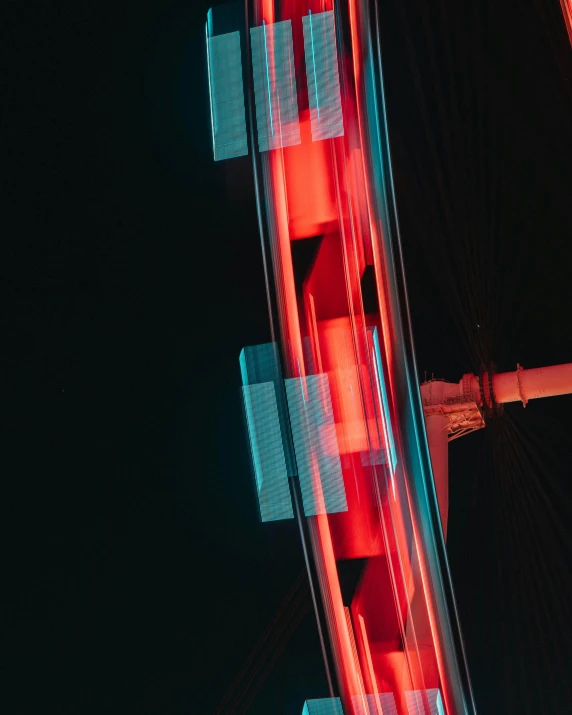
[
  {"x1": 240, "y1": 343, "x2": 296, "y2": 476},
  {"x1": 351, "y1": 693, "x2": 398, "y2": 715},
  {"x1": 302, "y1": 698, "x2": 344, "y2": 715},
  {"x1": 242, "y1": 382, "x2": 293, "y2": 522},
  {"x1": 405, "y1": 689, "x2": 445, "y2": 715},
  {"x1": 302, "y1": 11, "x2": 344, "y2": 141},
  {"x1": 371, "y1": 327, "x2": 397, "y2": 474},
  {"x1": 285, "y1": 374, "x2": 347, "y2": 517},
  {"x1": 426, "y1": 689, "x2": 445, "y2": 715},
  {"x1": 250, "y1": 20, "x2": 301, "y2": 151},
  {"x1": 206, "y1": 30, "x2": 248, "y2": 161}
]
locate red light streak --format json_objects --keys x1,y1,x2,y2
[
  {"x1": 245, "y1": 1, "x2": 476, "y2": 711},
  {"x1": 560, "y1": 0, "x2": 572, "y2": 45}
]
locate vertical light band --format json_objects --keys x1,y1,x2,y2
[
  {"x1": 371, "y1": 327, "x2": 398, "y2": 475},
  {"x1": 302, "y1": 698, "x2": 345, "y2": 715},
  {"x1": 242, "y1": 382, "x2": 293, "y2": 522},
  {"x1": 302, "y1": 11, "x2": 344, "y2": 141},
  {"x1": 405, "y1": 689, "x2": 445, "y2": 715},
  {"x1": 240, "y1": 343, "x2": 296, "y2": 476},
  {"x1": 207, "y1": 30, "x2": 248, "y2": 160},
  {"x1": 285, "y1": 374, "x2": 347, "y2": 516},
  {"x1": 240, "y1": 343, "x2": 296, "y2": 522},
  {"x1": 351, "y1": 693, "x2": 398, "y2": 715},
  {"x1": 250, "y1": 20, "x2": 301, "y2": 151}
]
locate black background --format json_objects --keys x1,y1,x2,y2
[{"x1": 3, "y1": 0, "x2": 571, "y2": 713}]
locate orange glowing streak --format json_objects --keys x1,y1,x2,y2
[
  {"x1": 274, "y1": 162, "x2": 363, "y2": 715},
  {"x1": 258, "y1": 8, "x2": 303, "y2": 371},
  {"x1": 261, "y1": 0, "x2": 274, "y2": 23},
  {"x1": 347, "y1": 0, "x2": 395, "y2": 391},
  {"x1": 251, "y1": 2, "x2": 443, "y2": 711},
  {"x1": 357, "y1": 614, "x2": 384, "y2": 714},
  {"x1": 269, "y1": 151, "x2": 305, "y2": 371},
  {"x1": 270, "y1": 152, "x2": 362, "y2": 715},
  {"x1": 402, "y1": 471, "x2": 453, "y2": 715},
  {"x1": 560, "y1": 0, "x2": 572, "y2": 46},
  {"x1": 283, "y1": 111, "x2": 338, "y2": 240},
  {"x1": 345, "y1": 2, "x2": 453, "y2": 707},
  {"x1": 311, "y1": 513, "x2": 363, "y2": 705}
]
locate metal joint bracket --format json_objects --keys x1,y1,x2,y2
[{"x1": 516, "y1": 363, "x2": 528, "y2": 407}]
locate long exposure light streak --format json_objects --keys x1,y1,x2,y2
[
  {"x1": 200, "y1": 0, "x2": 572, "y2": 712},
  {"x1": 286, "y1": 374, "x2": 348, "y2": 516},
  {"x1": 234, "y1": 1, "x2": 476, "y2": 710},
  {"x1": 250, "y1": 20, "x2": 301, "y2": 150},
  {"x1": 262, "y1": 20, "x2": 274, "y2": 136},
  {"x1": 302, "y1": 10, "x2": 344, "y2": 141},
  {"x1": 205, "y1": 18, "x2": 248, "y2": 160},
  {"x1": 560, "y1": 0, "x2": 572, "y2": 45},
  {"x1": 205, "y1": 1, "x2": 572, "y2": 709},
  {"x1": 308, "y1": 11, "x2": 320, "y2": 121}
]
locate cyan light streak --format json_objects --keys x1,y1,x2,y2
[
  {"x1": 372, "y1": 327, "x2": 398, "y2": 485},
  {"x1": 285, "y1": 374, "x2": 347, "y2": 517},
  {"x1": 308, "y1": 11, "x2": 320, "y2": 121},
  {"x1": 240, "y1": 343, "x2": 299, "y2": 522},
  {"x1": 405, "y1": 689, "x2": 445, "y2": 715},
  {"x1": 362, "y1": 11, "x2": 478, "y2": 707},
  {"x1": 242, "y1": 382, "x2": 293, "y2": 522},
  {"x1": 240, "y1": 343, "x2": 296, "y2": 476},
  {"x1": 302, "y1": 698, "x2": 345, "y2": 715},
  {"x1": 205, "y1": 22, "x2": 215, "y2": 158},
  {"x1": 242, "y1": 383, "x2": 284, "y2": 493},
  {"x1": 206, "y1": 29, "x2": 248, "y2": 160},
  {"x1": 262, "y1": 20, "x2": 274, "y2": 137},
  {"x1": 250, "y1": 20, "x2": 300, "y2": 151},
  {"x1": 296, "y1": 357, "x2": 306, "y2": 405},
  {"x1": 302, "y1": 11, "x2": 343, "y2": 141},
  {"x1": 372, "y1": 346, "x2": 395, "y2": 499}
]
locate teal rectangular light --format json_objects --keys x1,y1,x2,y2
[
  {"x1": 242, "y1": 382, "x2": 293, "y2": 522},
  {"x1": 285, "y1": 374, "x2": 347, "y2": 517},
  {"x1": 240, "y1": 343, "x2": 296, "y2": 522},
  {"x1": 405, "y1": 689, "x2": 445, "y2": 715},
  {"x1": 250, "y1": 20, "x2": 301, "y2": 151},
  {"x1": 302, "y1": 11, "x2": 344, "y2": 141},
  {"x1": 302, "y1": 698, "x2": 345, "y2": 715},
  {"x1": 206, "y1": 29, "x2": 248, "y2": 160}
]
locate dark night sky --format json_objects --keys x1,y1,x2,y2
[{"x1": 2, "y1": 1, "x2": 571, "y2": 714}]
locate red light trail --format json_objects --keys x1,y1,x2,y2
[
  {"x1": 559, "y1": 0, "x2": 572, "y2": 45},
  {"x1": 206, "y1": 1, "x2": 572, "y2": 712}
]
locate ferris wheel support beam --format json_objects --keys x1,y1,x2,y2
[{"x1": 421, "y1": 363, "x2": 572, "y2": 537}]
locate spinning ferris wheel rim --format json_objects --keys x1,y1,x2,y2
[{"x1": 204, "y1": 0, "x2": 481, "y2": 712}]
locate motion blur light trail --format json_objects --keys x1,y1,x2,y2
[
  {"x1": 208, "y1": 0, "x2": 474, "y2": 711},
  {"x1": 560, "y1": 0, "x2": 572, "y2": 45},
  {"x1": 206, "y1": 1, "x2": 572, "y2": 713},
  {"x1": 251, "y1": 19, "x2": 301, "y2": 150},
  {"x1": 206, "y1": 10, "x2": 248, "y2": 160}
]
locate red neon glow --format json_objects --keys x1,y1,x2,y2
[
  {"x1": 234, "y1": 0, "x2": 572, "y2": 710},
  {"x1": 247, "y1": 1, "x2": 481, "y2": 712},
  {"x1": 560, "y1": 0, "x2": 572, "y2": 46}
]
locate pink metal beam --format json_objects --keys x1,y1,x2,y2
[
  {"x1": 492, "y1": 363, "x2": 572, "y2": 406},
  {"x1": 421, "y1": 363, "x2": 572, "y2": 537},
  {"x1": 421, "y1": 363, "x2": 572, "y2": 413}
]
